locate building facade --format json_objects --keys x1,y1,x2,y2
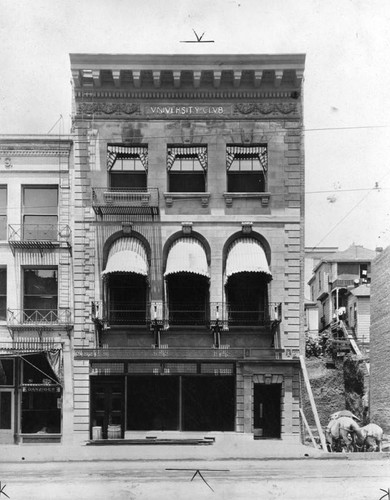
[
  {"x1": 69, "y1": 53, "x2": 306, "y2": 444},
  {"x1": 308, "y1": 244, "x2": 375, "y2": 338},
  {"x1": 0, "y1": 136, "x2": 73, "y2": 444}
]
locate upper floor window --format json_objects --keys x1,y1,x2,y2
[
  {"x1": 0, "y1": 186, "x2": 6, "y2": 240},
  {"x1": 107, "y1": 145, "x2": 148, "y2": 189},
  {"x1": 23, "y1": 268, "x2": 58, "y2": 319},
  {"x1": 22, "y1": 186, "x2": 58, "y2": 240},
  {"x1": 0, "y1": 268, "x2": 6, "y2": 321},
  {"x1": 226, "y1": 145, "x2": 267, "y2": 192},
  {"x1": 167, "y1": 146, "x2": 207, "y2": 192}
]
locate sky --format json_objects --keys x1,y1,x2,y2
[{"x1": 1, "y1": 0, "x2": 390, "y2": 251}]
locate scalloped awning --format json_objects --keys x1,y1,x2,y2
[
  {"x1": 102, "y1": 238, "x2": 148, "y2": 276},
  {"x1": 225, "y1": 238, "x2": 271, "y2": 282},
  {"x1": 164, "y1": 238, "x2": 209, "y2": 278}
]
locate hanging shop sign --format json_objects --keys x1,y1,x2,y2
[{"x1": 21, "y1": 384, "x2": 61, "y2": 393}]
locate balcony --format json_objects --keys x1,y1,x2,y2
[
  {"x1": 7, "y1": 308, "x2": 72, "y2": 335},
  {"x1": 74, "y1": 346, "x2": 285, "y2": 361},
  {"x1": 91, "y1": 301, "x2": 282, "y2": 330},
  {"x1": 8, "y1": 224, "x2": 71, "y2": 253},
  {"x1": 92, "y1": 187, "x2": 159, "y2": 216}
]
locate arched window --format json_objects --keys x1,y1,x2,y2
[
  {"x1": 102, "y1": 237, "x2": 149, "y2": 325},
  {"x1": 224, "y1": 238, "x2": 272, "y2": 326},
  {"x1": 164, "y1": 237, "x2": 210, "y2": 326}
]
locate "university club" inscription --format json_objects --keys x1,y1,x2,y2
[{"x1": 148, "y1": 105, "x2": 225, "y2": 115}]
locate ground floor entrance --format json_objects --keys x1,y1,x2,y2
[
  {"x1": 0, "y1": 351, "x2": 63, "y2": 444},
  {"x1": 90, "y1": 369, "x2": 235, "y2": 438},
  {"x1": 253, "y1": 383, "x2": 282, "y2": 438},
  {"x1": 84, "y1": 360, "x2": 299, "y2": 443}
]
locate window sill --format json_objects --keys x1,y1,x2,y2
[
  {"x1": 223, "y1": 192, "x2": 271, "y2": 207},
  {"x1": 164, "y1": 192, "x2": 211, "y2": 207}
]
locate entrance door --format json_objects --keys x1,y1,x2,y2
[
  {"x1": 253, "y1": 383, "x2": 281, "y2": 438},
  {"x1": 90, "y1": 378, "x2": 125, "y2": 439},
  {"x1": 0, "y1": 389, "x2": 14, "y2": 444}
]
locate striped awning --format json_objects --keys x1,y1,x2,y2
[
  {"x1": 167, "y1": 146, "x2": 208, "y2": 171},
  {"x1": 226, "y1": 145, "x2": 268, "y2": 172},
  {"x1": 107, "y1": 145, "x2": 148, "y2": 171},
  {"x1": 164, "y1": 238, "x2": 209, "y2": 278},
  {"x1": 225, "y1": 238, "x2": 272, "y2": 282},
  {"x1": 102, "y1": 238, "x2": 148, "y2": 276}
]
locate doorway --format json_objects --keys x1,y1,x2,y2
[
  {"x1": 0, "y1": 389, "x2": 14, "y2": 444},
  {"x1": 253, "y1": 383, "x2": 281, "y2": 438},
  {"x1": 90, "y1": 377, "x2": 125, "y2": 439}
]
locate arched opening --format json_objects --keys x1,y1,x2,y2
[
  {"x1": 102, "y1": 237, "x2": 149, "y2": 326},
  {"x1": 224, "y1": 238, "x2": 272, "y2": 326},
  {"x1": 164, "y1": 237, "x2": 210, "y2": 327}
]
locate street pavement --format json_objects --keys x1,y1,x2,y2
[{"x1": 1, "y1": 458, "x2": 390, "y2": 500}]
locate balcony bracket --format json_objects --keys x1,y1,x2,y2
[
  {"x1": 211, "y1": 319, "x2": 222, "y2": 349},
  {"x1": 150, "y1": 319, "x2": 164, "y2": 348}
]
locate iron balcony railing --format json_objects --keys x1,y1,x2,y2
[
  {"x1": 8, "y1": 224, "x2": 71, "y2": 244},
  {"x1": 7, "y1": 308, "x2": 72, "y2": 327},
  {"x1": 74, "y1": 346, "x2": 285, "y2": 361},
  {"x1": 91, "y1": 301, "x2": 282, "y2": 329},
  {"x1": 92, "y1": 187, "x2": 159, "y2": 215}
]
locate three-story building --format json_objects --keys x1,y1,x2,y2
[{"x1": 70, "y1": 53, "x2": 306, "y2": 444}]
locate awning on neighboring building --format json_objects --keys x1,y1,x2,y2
[
  {"x1": 102, "y1": 237, "x2": 148, "y2": 276},
  {"x1": 164, "y1": 238, "x2": 209, "y2": 278},
  {"x1": 225, "y1": 238, "x2": 272, "y2": 282}
]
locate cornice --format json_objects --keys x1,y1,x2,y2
[{"x1": 75, "y1": 89, "x2": 299, "y2": 100}]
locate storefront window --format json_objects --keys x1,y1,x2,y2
[
  {"x1": 21, "y1": 392, "x2": 61, "y2": 433},
  {"x1": 0, "y1": 392, "x2": 12, "y2": 429},
  {"x1": 21, "y1": 355, "x2": 61, "y2": 434}
]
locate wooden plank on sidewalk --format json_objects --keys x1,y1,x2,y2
[{"x1": 299, "y1": 355, "x2": 328, "y2": 452}]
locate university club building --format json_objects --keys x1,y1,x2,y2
[
  {"x1": 70, "y1": 53, "x2": 306, "y2": 444},
  {"x1": 0, "y1": 53, "x2": 306, "y2": 445}
]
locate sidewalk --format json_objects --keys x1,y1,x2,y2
[{"x1": 1, "y1": 434, "x2": 327, "y2": 463}]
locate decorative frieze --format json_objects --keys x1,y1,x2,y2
[
  {"x1": 234, "y1": 102, "x2": 297, "y2": 115},
  {"x1": 77, "y1": 102, "x2": 140, "y2": 115},
  {"x1": 75, "y1": 100, "x2": 299, "y2": 119},
  {"x1": 0, "y1": 149, "x2": 70, "y2": 157}
]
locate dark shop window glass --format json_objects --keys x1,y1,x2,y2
[
  {"x1": 21, "y1": 392, "x2": 61, "y2": 434},
  {"x1": 0, "y1": 392, "x2": 12, "y2": 429}
]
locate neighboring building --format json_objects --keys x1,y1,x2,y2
[
  {"x1": 70, "y1": 53, "x2": 306, "y2": 444},
  {"x1": 308, "y1": 244, "x2": 375, "y2": 338},
  {"x1": 304, "y1": 299, "x2": 319, "y2": 337},
  {"x1": 370, "y1": 246, "x2": 390, "y2": 432},
  {"x1": 347, "y1": 284, "x2": 370, "y2": 345},
  {"x1": 0, "y1": 136, "x2": 73, "y2": 444},
  {"x1": 304, "y1": 246, "x2": 338, "y2": 300}
]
